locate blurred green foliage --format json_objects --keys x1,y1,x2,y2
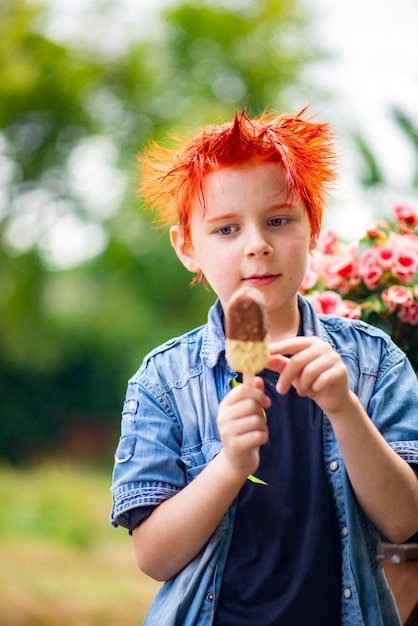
[
  {"x1": 0, "y1": 463, "x2": 102, "y2": 547},
  {"x1": 354, "y1": 107, "x2": 418, "y2": 191},
  {"x1": 0, "y1": 0, "x2": 320, "y2": 463},
  {"x1": 0, "y1": 463, "x2": 161, "y2": 624}
]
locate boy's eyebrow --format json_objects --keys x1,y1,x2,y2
[
  {"x1": 205, "y1": 203, "x2": 296, "y2": 223},
  {"x1": 205, "y1": 213, "x2": 237, "y2": 223}
]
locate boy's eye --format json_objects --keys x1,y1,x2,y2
[
  {"x1": 269, "y1": 217, "x2": 287, "y2": 227},
  {"x1": 217, "y1": 225, "x2": 237, "y2": 236}
]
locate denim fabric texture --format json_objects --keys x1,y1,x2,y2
[{"x1": 110, "y1": 295, "x2": 418, "y2": 626}]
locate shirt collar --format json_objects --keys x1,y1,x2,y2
[
  {"x1": 201, "y1": 299, "x2": 227, "y2": 369},
  {"x1": 298, "y1": 293, "x2": 322, "y2": 338}
]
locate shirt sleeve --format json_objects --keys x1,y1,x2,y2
[
  {"x1": 110, "y1": 365, "x2": 187, "y2": 530},
  {"x1": 367, "y1": 347, "x2": 418, "y2": 464},
  {"x1": 128, "y1": 505, "x2": 156, "y2": 535}
]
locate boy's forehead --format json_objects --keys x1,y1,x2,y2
[
  {"x1": 191, "y1": 160, "x2": 299, "y2": 219},
  {"x1": 204, "y1": 160, "x2": 287, "y2": 189},
  {"x1": 194, "y1": 160, "x2": 293, "y2": 208}
]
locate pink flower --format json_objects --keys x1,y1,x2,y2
[
  {"x1": 316, "y1": 227, "x2": 339, "y2": 254},
  {"x1": 382, "y1": 285, "x2": 413, "y2": 313},
  {"x1": 373, "y1": 240, "x2": 395, "y2": 270},
  {"x1": 357, "y1": 232, "x2": 418, "y2": 287},
  {"x1": 392, "y1": 204, "x2": 418, "y2": 229},
  {"x1": 308, "y1": 291, "x2": 341, "y2": 315},
  {"x1": 336, "y1": 299, "x2": 362, "y2": 319},
  {"x1": 357, "y1": 249, "x2": 384, "y2": 290},
  {"x1": 301, "y1": 204, "x2": 417, "y2": 363},
  {"x1": 299, "y1": 261, "x2": 318, "y2": 293},
  {"x1": 307, "y1": 291, "x2": 361, "y2": 319},
  {"x1": 398, "y1": 301, "x2": 418, "y2": 325},
  {"x1": 328, "y1": 250, "x2": 358, "y2": 281},
  {"x1": 391, "y1": 234, "x2": 418, "y2": 282},
  {"x1": 308, "y1": 241, "x2": 359, "y2": 293}
]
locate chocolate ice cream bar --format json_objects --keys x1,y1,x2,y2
[{"x1": 225, "y1": 286, "x2": 269, "y2": 385}]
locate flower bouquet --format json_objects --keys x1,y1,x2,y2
[{"x1": 300, "y1": 204, "x2": 418, "y2": 373}]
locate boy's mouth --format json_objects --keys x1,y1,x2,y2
[{"x1": 244, "y1": 274, "x2": 279, "y2": 287}]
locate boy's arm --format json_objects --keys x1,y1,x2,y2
[
  {"x1": 327, "y1": 390, "x2": 418, "y2": 542},
  {"x1": 132, "y1": 380, "x2": 270, "y2": 581},
  {"x1": 268, "y1": 336, "x2": 418, "y2": 543}
]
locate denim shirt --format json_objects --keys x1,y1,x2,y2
[{"x1": 110, "y1": 295, "x2": 418, "y2": 626}]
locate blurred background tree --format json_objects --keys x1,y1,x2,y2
[{"x1": 0, "y1": 0, "x2": 322, "y2": 464}]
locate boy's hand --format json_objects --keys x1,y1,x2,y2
[
  {"x1": 267, "y1": 337, "x2": 351, "y2": 417},
  {"x1": 217, "y1": 378, "x2": 270, "y2": 479}
]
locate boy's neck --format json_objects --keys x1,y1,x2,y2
[{"x1": 267, "y1": 303, "x2": 301, "y2": 343}]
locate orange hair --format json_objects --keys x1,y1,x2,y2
[{"x1": 138, "y1": 108, "x2": 337, "y2": 241}]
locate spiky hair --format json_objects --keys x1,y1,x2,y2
[{"x1": 138, "y1": 108, "x2": 338, "y2": 239}]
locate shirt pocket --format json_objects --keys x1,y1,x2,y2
[{"x1": 114, "y1": 435, "x2": 136, "y2": 464}]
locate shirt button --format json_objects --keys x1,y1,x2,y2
[
  {"x1": 342, "y1": 527, "x2": 348, "y2": 537},
  {"x1": 344, "y1": 588, "x2": 352, "y2": 599},
  {"x1": 329, "y1": 461, "x2": 339, "y2": 471},
  {"x1": 207, "y1": 592, "x2": 214, "y2": 602}
]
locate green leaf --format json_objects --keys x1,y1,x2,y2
[{"x1": 247, "y1": 474, "x2": 269, "y2": 486}]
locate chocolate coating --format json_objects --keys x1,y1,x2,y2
[{"x1": 225, "y1": 286, "x2": 267, "y2": 341}]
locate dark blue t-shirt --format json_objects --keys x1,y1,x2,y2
[
  {"x1": 128, "y1": 372, "x2": 342, "y2": 625},
  {"x1": 213, "y1": 369, "x2": 342, "y2": 625}
]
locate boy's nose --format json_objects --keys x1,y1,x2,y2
[{"x1": 244, "y1": 233, "x2": 273, "y2": 257}]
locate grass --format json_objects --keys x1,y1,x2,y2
[{"x1": 0, "y1": 463, "x2": 160, "y2": 625}]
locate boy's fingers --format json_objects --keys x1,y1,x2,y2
[
  {"x1": 266, "y1": 354, "x2": 289, "y2": 374},
  {"x1": 225, "y1": 377, "x2": 271, "y2": 409},
  {"x1": 269, "y1": 336, "x2": 320, "y2": 356},
  {"x1": 268, "y1": 338, "x2": 324, "y2": 394}
]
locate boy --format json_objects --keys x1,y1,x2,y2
[{"x1": 110, "y1": 110, "x2": 418, "y2": 625}]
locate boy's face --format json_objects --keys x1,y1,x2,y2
[{"x1": 171, "y1": 160, "x2": 316, "y2": 336}]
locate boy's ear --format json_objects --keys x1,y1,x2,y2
[
  {"x1": 309, "y1": 232, "x2": 318, "y2": 250},
  {"x1": 170, "y1": 225, "x2": 200, "y2": 273}
]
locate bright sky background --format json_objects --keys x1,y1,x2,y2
[
  {"x1": 302, "y1": 0, "x2": 418, "y2": 236},
  {"x1": 35, "y1": 0, "x2": 418, "y2": 265}
]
